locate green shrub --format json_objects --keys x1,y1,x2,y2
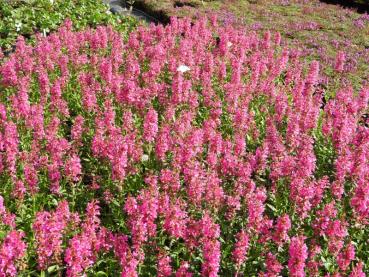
[{"x1": 0, "y1": 0, "x2": 138, "y2": 51}]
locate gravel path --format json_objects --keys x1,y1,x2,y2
[{"x1": 103, "y1": 0, "x2": 162, "y2": 24}]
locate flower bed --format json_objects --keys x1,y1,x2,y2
[
  {"x1": 0, "y1": 16, "x2": 368, "y2": 276},
  {"x1": 131, "y1": 0, "x2": 369, "y2": 91}
]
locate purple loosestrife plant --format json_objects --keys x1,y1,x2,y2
[{"x1": 0, "y1": 16, "x2": 368, "y2": 276}]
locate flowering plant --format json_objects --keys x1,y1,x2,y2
[
  {"x1": 0, "y1": 0, "x2": 137, "y2": 52},
  {"x1": 0, "y1": 16, "x2": 368, "y2": 276}
]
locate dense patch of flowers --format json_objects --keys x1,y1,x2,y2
[{"x1": 0, "y1": 16, "x2": 368, "y2": 275}]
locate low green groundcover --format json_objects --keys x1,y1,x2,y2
[{"x1": 0, "y1": 0, "x2": 138, "y2": 52}]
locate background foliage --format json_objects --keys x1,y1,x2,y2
[{"x1": 0, "y1": 0, "x2": 138, "y2": 52}]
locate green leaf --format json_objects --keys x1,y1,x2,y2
[
  {"x1": 47, "y1": 265, "x2": 58, "y2": 273},
  {"x1": 96, "y1": 271, "x2": 109, "y2": 276},
  {"x1": 0, "y1": 231, "x2": 6, "y2": 240}
]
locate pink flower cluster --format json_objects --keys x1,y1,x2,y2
[
  {"x1": 0, "y1": 16, "x2": 368, "y2": 275},
  {"x1": 33, "y1": 200, "x2": 73, "y2": 269},
  {"x1": 0, "y1": 230, "x2": 26, "y2": 276}
]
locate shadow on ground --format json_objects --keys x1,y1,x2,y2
[{"x1": 319, "y1": 0, "x2": 369, "y2": 13}]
